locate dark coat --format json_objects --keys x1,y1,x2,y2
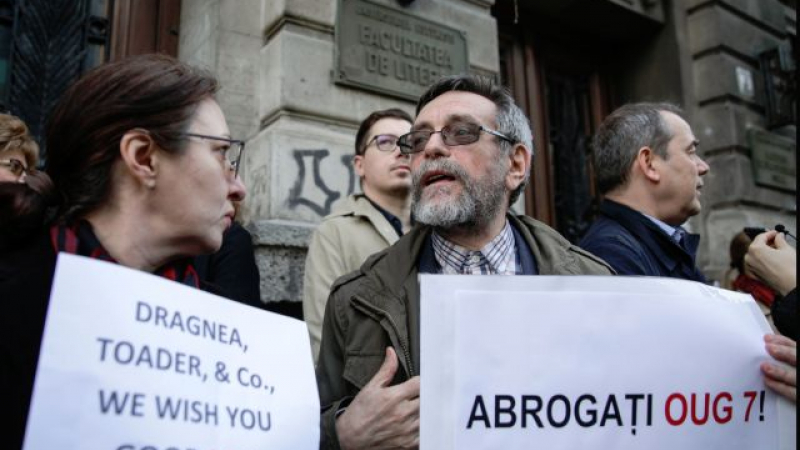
[
  {"x1": 315, "y1": 214, "x2": 614, "y2": 450},
  {"x1": 194, "y1": 222, "x2": 262, "y2": 308},
  {"x1": 580, "y1": 199, "x2": 707, "y2": 282},
  {"x1": 0, "y1": 231, "x2": 57, "y2": 450},
  {"x1": 772, "y1": 288, "x2": 798, "y2": 340}
]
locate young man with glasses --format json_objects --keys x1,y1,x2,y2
[
  {"x1": 303, "y1": 108, "x2": 414, "y2": 360},
  {"x1": 315, "y1": 76, "x2": 613, "y2": 450}
]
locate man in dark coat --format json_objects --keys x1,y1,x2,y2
[
  {"x1": 315, "y1": 75, "x2": 613, "y2": 450},
  {"x1": 580, "y1": 103, "x2": 710, "y2": 282}
]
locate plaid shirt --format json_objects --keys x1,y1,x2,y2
[{"x1": 431, "y1": 220, "x2": 519, "y2": 275}]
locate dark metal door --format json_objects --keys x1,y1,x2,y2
[
  {"x1": 0, "y1": 0, "x2": 180, "y2": 164},
  {"x1": 1, "y1": 0, "x2": 112, "y2": 162},
  {"x1": 545, "y1": 72, "x2": 594, "y2": 244}
]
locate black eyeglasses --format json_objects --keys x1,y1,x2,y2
[
  {"x1": 397, "y1": 121, "x2": 514, "y2": 155},
  {"x1": 363, "y1": 134, "x2": 401, "y2": 153},
  {"x1": 0, "y1": 158, "x2": 27, "y2": 178},
  {"x1": 181, "y1": 132, "x2": 245, "y2": 177}
]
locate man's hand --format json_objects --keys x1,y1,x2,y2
[
  {"x1": 761, "y1": 334, "x2": 796, "y2": 402},
  {"x1": 336, "y1": 347, "x2": 420, "y2": 450},
  {"x1": 745, "y1": 231, "x2": 797, "y2": 296}
]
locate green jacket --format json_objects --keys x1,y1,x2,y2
[{"x1": 316, "y1": 214, "x2": 614, "y2": 449}]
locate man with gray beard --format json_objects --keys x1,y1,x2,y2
[{"x1": 315, "y1": 75, "x2": 613, "y2": 450}]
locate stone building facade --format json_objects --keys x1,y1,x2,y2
[{"x1": 174, "y1": 0, "x2": 794, "y2": 310}]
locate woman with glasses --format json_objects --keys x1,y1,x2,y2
[
  {"x1": 0, "y1": 113, "x2": 37, "y2": 183},
  {"x1": 0, "y1": 54, "x2": 246, "y2": 449},
  {"x1": 0, "y1": 114, "x2": 52, "y2": 252}
]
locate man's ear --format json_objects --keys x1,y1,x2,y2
[
  {"x1": 353, "y1": 154, "x2": 366, "y2": 179},
  {"x1": 119, "y1": 129, "x2": 158, "y2": 188},
  {"x1": 635, "y1": 146, "x2": 660, "y2": 183},
  {"x1": 505, "y1": 143, "x2": 531, "y2": 191}
]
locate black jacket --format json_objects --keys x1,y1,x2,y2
[
  {"x1": 772, "y1": 288, "x2": 798, "y2": 340},
  {"x1": 580, "y1": 199, "x2": 707, "y2": 282},
  {"x1": 194, "y1": 222, "x2": 262, "y2": 308},
  {"x1": 0, "y1": 231, "x2": 58, "y2": 450}
]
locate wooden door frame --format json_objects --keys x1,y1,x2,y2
[
  {"x1": 110, "y1": 0, "x2": 180, "y2": 61},
  {"x1": 500, "y1": 28, "x2": 612, "y2": 225}
]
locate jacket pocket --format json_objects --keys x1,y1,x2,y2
[{"x1": 342, "y1": 353, "x2": 384, "y2": 389}]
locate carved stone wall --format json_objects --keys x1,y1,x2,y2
[{"x1": 177, "y1": 0, "x2": 795, "y2": 296}]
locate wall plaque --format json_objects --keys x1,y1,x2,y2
[
  {"x1": 748, "y1": 128, "x2": 796, "y2": 192},
  {"x1": 335, "y1": 0, "x2": 469, "y2": 101}
]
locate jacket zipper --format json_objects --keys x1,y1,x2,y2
[{"x1": 352, "y1": 295, "x2": 416, "y2": 377}]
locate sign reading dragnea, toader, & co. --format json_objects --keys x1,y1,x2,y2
[{"x1": 23, "y1": 254, "x2": 319, "y2": 450}]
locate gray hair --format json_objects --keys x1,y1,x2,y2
[
  {"x1": 416, "y1": 75, "x2": 533, "y2": 206},
  {"x1": 592, "y1": 102, "x2": 684, "y2": 194}
]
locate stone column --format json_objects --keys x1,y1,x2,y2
[{"x1": 682, "y1": 0, "x2": 796, "y2": 283}]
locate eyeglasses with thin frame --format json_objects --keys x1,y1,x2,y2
[
  {"x1": 397, "y1": 121, "x2": 514, "y2": 155},
  {"x1": 181, "y1": 132, "x2": 245, "y2": 177},
  {"x1": 0, "y1": 158, "x2": 27, "y2": 178},
  {"x1": 363, "y1": 134, "x2": 402, "y2": 154}
]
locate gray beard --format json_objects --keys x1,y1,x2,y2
[{"x1": 411, "y1": 158, "x2": 507, "y2": 231}]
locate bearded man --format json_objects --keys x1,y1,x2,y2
[{"x1": 315, "y1": 75, "x2": 613, "y2": 450}]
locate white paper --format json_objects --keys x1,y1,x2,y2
[
  {"x1": 420, "y1": 275, "x2": 795, "y2": 450},
  {"x1": 23, "y1": 253, "x2": 319, "y2": 450}
]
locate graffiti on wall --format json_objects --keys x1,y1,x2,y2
[
  {"x1": 288, "y1": 149, "x2": 357, "y2": 217},
  {"x1": 341, "y1": 154, "x2": 356, "y2": 197}
]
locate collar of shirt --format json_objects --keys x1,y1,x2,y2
[
  {"x1": 431, "y1": 220, "x2": 518, "y2": 275},
  {"x1": 364, "y1": 195, "x2": 404, "y2": 237},
  {"x1": 642, "y1": 213, "x2": 685, "y2": 244}
]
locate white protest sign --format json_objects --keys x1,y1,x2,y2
[
  {"x1": 420, "y1": 275, "x2": 796, "y2": 450},
  {"x1": 24, "y1": 254, "x2": 319, "y2": 450}
]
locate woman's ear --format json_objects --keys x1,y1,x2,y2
[{"x1": 119, "y1": 129, "x2": 158, "y2": 188}]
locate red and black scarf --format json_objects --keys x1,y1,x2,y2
[
  {"x1": 49, "y1": 221, "x2": 200, "y2": 288},
  {"x1": 732, "y1": 273, "x2": 776, "y2": 308}
]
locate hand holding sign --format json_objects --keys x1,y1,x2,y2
[
  {"x1": 336, "y1": 347, "x2": 420, "y2": 450},
  {"x1": 761, "y1": 334, "x2": 797, "y2": 402}
]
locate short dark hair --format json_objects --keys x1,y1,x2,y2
[
  {"x1": 45, "y1": 54, "x2": 219, "y2": 222},
  {"x1": 354, "y1": 108, "x2": 413, "y2": 156},
  {"x1": 416, "y1": 75, "x2": 533, "y2": 205},
  {"x1": 592, "y1": 102, "x2": 684, "y2": 194}
]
